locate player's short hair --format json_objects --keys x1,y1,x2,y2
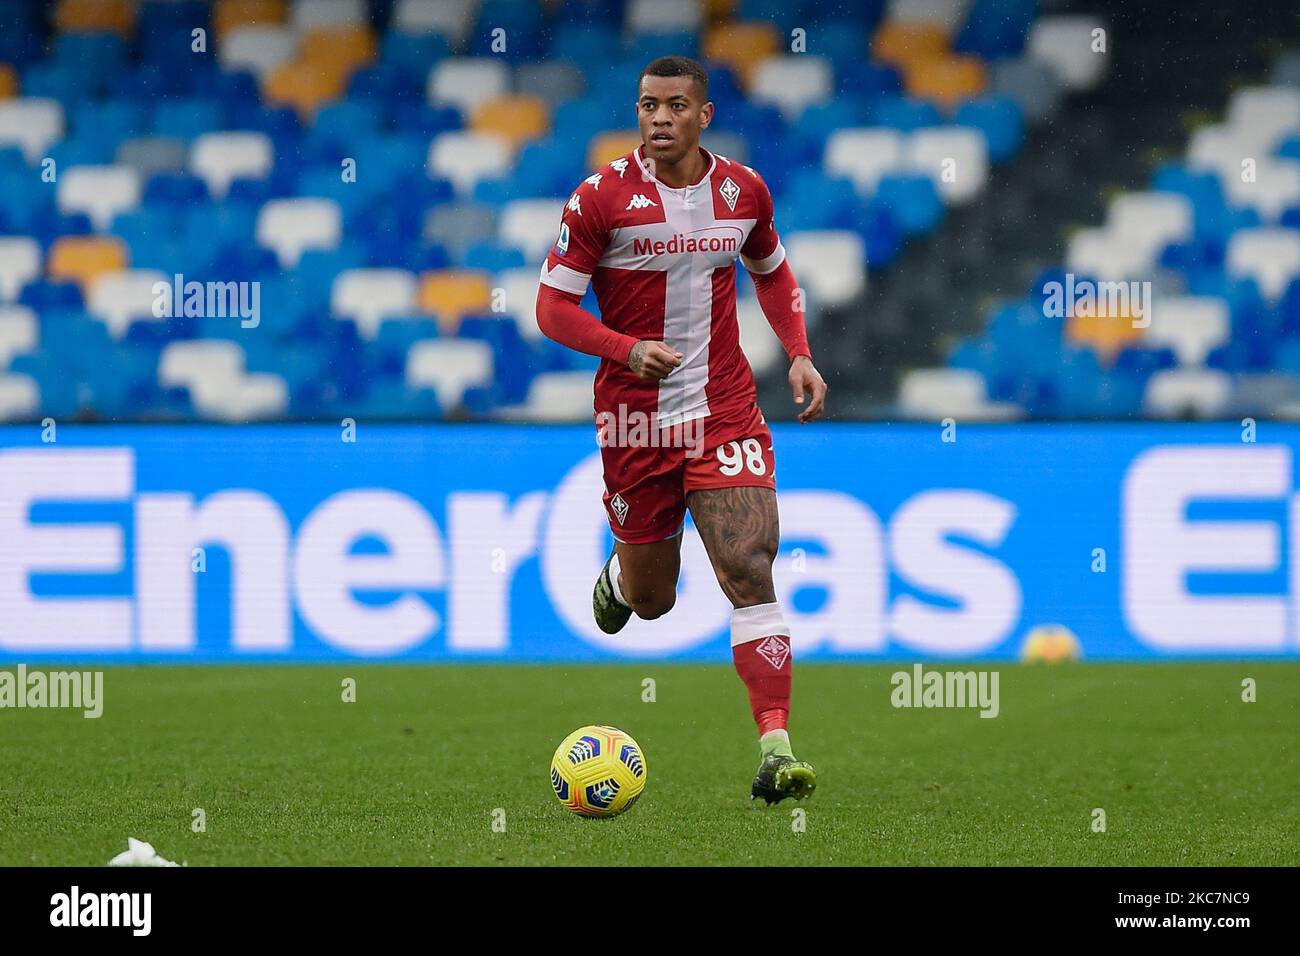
[{"x1": 640, "y1": 55, "x2": 709, "y2": 101}]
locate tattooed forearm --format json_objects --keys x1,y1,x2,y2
[{"x1": 687, "y1": 486, "x2": 780, "y2": 607}]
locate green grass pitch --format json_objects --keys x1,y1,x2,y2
[{"x1": 2, "y1": 662, "x2": 1296, "y2": 866}]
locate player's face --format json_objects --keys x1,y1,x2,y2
[{"x1": 636, "y1": 75, "x2": 712, "y2": 165}]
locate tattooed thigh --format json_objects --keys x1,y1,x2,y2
[{"x1": 687, "y1": 486, "x2": 780, "y2": 608}]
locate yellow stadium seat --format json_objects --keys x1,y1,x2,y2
[
  {"x1": 300, "y1": 24, "x2": 377, "y2": 79},
  {"x1": 905, "y1": 55, "x2": 989, "y2": 110},
  {"x1": 1066, "y1": 301, "x2": 1146, "y2": 363},
  {"x1": 472, "y1": 95, "x2": 550, "y2": 149},
  {"x1": 588, "y1": 131, "x2": 643, "y2": 171},
  {"x1": 48, "y1": 236, "x2": 128, "y2": 293},
  {"x1": 703, "y1": 22, "x2": 781, "y2": 87},
  {"x1": 264, "y1": 60, "x2": 347, "y2": 120},
  {"x1": 0, "y1": 64, "x2": 17, "y2": 99},
  {"x1": 705, "y1": 0, "x2": 738, "y2": 24},
  {"x1": 872, "y1": 21, "x2": 949, "y2": 70},
  {"x1": 417, "y1": 270, "x2": 493, "y2": 333},
  {"x1": 213, "y1": 0, "x2": 287, "y2": 37},
  {"x1": 55, "y1": 0, "x2": 134, "y2": 36}
]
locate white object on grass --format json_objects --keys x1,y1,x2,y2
[{"x1": 107, "y1": 838, "x2": 180, "y2": 867}]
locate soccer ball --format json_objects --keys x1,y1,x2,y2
[
  {"x1": 1020, "y1": 624, "x2": 1082, "y2": 663},
  {"x1": 549, "y1": 725, "x2": 647, "y2": 818}
]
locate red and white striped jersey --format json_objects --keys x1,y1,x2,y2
[{"x1": 539, "y1": 146, "x2": 787, "y2": 428}]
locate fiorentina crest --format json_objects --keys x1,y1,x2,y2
[{"x1": 755, "y1": 635, "x2": 790, "y2": 669}]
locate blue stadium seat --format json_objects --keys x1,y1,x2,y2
[
  {"x1": 874, "y1": 175, "x2": 944, "y2": 236},
  {"x1": 954, "y1": 0, "x2": 1038, "y2": 59},
  {"x1": 955, "y1": 96, "x2": 1025, "y2": 162}
]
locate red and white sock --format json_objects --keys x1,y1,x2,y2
[{"x1": 731, "y1": 602, "x2": 794, "y2": 755}]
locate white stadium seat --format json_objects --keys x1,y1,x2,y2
[
  {"x1": 627, "y1": 0, "x2": 703, "y2": 35},
  {"x1": 749, "y1": 57, "x2": 834, "y2": 120},
  {"x1": 1144, "y1": 296, "x2": 1230, "y2": 367},
  {"x1": 1027, "y1": 15, "x2": 1109, "y2": 91},
  {"x1": 57, "y1": 165, "x2": 142, "y2": 231},
  {"x1": 888, "y1": 0, "x2": 974, "y2": 33},
  {"x1": 256, "y1": 197, "x2": 342, "y2": 268},
  {"x1": 825, "y1": 128, "x2": 906, "y2": 196},
  {"x1": 1144, "y1": 368, "x2": 1233, "y2": 418},
  {"x1": 0, "y1": 237, "x2": 42, "y2": 303},
  {"x1": 331, "y1": 268, "x2": 418, "y2": 340},
  {"x1": 736, "y1": 294, "x2": 783, "y2": 376},
  {"x1": 203, "y1": 373, "x2": 289, "y2": 421},
  {"x1": 87, "y1": 269, "x2": 169, "y2": 339},
  {"x1": 0, "y1": 305, "x2": 37, "y2": 369},
  {"x1": 908, "y1": 126, "x2": 989, "y2": 204},
  {"x1": 428, "y1": 58, "x2": 510, "y2": 116},
  {"x1": 406, "y1": 339, "x2": 493, "y2": 408},
  {"x1": 898, "y1": 367, "x2": 1021, "y2": 420},
  {"x1": 159, "y1": 340, "x2": 247, "y2": 413},
  {"x1": 1222, "y1": 158, "x2": 1300, "y2": 223},
  {"x1": 1187, "y1": 123, "x2": 1254, "y2": 181},
  {"x1": 393, "y1": 0, "x2": 478, "y2": 44},
  {"x1": 0, "y1": 373, "x2": 38, "y2": 420},
  {"x1": 1225, "y1": 228, "x2": 1300, "y2": 302},
  {"x1": 499, "y1": 198, "x2": 565, "y2": 262},
  {"x1": 291, "y1": 0, "x2": 366, "y2": 30},
  {"x1": 496, "y1": 266, "x2": 544, "y2": 340},
  {"x1": 428, "y1": 131, "x2": 511, "y2": 195},
  {"x1": 190, "y1": 132, "x2": 274, "y2": 199},
  {"x1": 1066, "y1": 227, "x2": 1144, "y2": 282},
  {"x1": 0, "y1": 98, "x2": 65, "y2": 163},
  {"x1": 522, "y1": 371, "x2": 596, "y2": 420},
  {"x1": 783, "y1": 231, "x2": 866, "y2": 311},
  {"x1": 219, "y1": 26, "x2": 297, "y2": 80},
  {"x1": 1106, "y1": 191, "x2": 1193, "y2": 264},
  {"x1": 1226, "y1": 86, "x2": 1300, "y2": 152}
]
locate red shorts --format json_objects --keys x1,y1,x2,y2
[{"x1": 597, "y1": 402, "x2": 777, "y2": 544}]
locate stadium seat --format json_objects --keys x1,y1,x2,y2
[
  {"x1": 213, "y1": 0, "x2": 288, "y2": 37},
  {"x1": 903, "y1": 55, "x2": 988, "y2": 110},
  {"x1": 1226, "y1": 86, "x2": 1300, "y2": 152},
  {"x1": 0, "y1": 98, "x2": 65, "y2": 163},
  {"x1": 0, "y1": 304, "x2": 37, "y2": 369},
  {"x1": 1106, "y1": 191, "x2": 1193, "y2": 266},
  {"x1": 118, "y1": 136, "x2": 189, "y2": 178},
  {"x1": 190, "y1": 131, "x2": 275, "y2": 199},
  {"x1": 0, "y1": 372, "x2": 38, "y2": 420},
  {"x1": 55, "y1": 0, "x2": 134, "y2": 36},
  {"x1": 1026, "y1": 15, "x2": 1109, "y2": 91},
  {"x1": 471, "y1": 94, "x2": 549, "y2": 150},
  {"x1": 0, "y1": 64, "x2": 17, "y2": 99},
  {"x1": 1222, "y1": 158, "x2": 1300, "y2": 223},
  {"x1": 429, "y1": 58, "x2": 510, "y2": 117},
  {"x1": 264, "y1": 59, "x2": 348, "y2": 118},
  {"x1": 518, "y1": 370, "x2": 596, "y2": 420},
  {"x1": 292, "y1": 0, "x2": 367, "y2": 31},
  {"x1": 393, "y1": 0, "x2": 478, "y2": 45},
  {"x1": 825, "y1": 128, "x2": 906, "y2": 195},
  {"x1": 87, "y1": 269, "x2": 169, "y2": 339},
  {"x1": 990, "y1": 57, "x2": 1061, "y2": 123},
  {"x1": 0, "y1": 237, "x2": 42, "y2": 303},
  {"x1": 495, "y1": 266, "x2": 544, "y2": 341},
  {"x1": 1225, "y1": 228, "x2": 1300, "y2": 302},
  {"x1": 428, "y1": 131, "x2": 511, "y2": 195},
  {"x1": 705, "y1": 22, "x2": 785, "y2": 90},
  {"x1": 749, "y1": 57, "x2": 833, "y2": 119},
  {"x1": 256, "y1": 197, "x2": 342, "y2": 267},
  {"x1": 406, "y1": 338, "x2": 493, "y2": 408},
  {"x1": 890, "y1": 0, "x2": 970, "y2": 34},
  {"x1": 47, "y1": 236, "x2": 129, "y2": 294},
  {"x1": 1065, "y1": 228, "x2": 1142, "y2": 282},
  {"x1": 1143, "y1": 368, "x2": 1233, "y2": 418},
  {"x1": 907, "y1": 126, "x2": 989, "y2": 204},
  {"x1": 784, "y1": 231, "x2": 867, "y2": 312},
  {"x1": 1143, "y1": 296, "x2": 1230, "y2": 366},
  {"x1": 897, "y1": 367, "x2": 1021, "y2": 420},
  {"x1": 220, "y1": 25, "x2": 297, "y2": 79},
  {"x1": 630, "y1": 0, "x2": 705, "y2": 38},
  {"x1": 872, "y1": 21, "x2": 948, "y2": 72},
  {"x1": 417, "y1": 269, "x2": 492, "y2": 332},
  {"x1": 159, "y1": 339, "x2": 245, "y2": 403},
  {"x1": 331, "y1": 268, "x2": 418, "y2": 340},
  {"x1": 56, "y1": 165, "x2": 142, "y2": 232},
  {"x1": 499, "y1": 198, "x2": 565, "y2": 262}
]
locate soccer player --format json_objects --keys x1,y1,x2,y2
[{"x1": 535, "y1": 56, "x2": 827, "y2": 804}]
